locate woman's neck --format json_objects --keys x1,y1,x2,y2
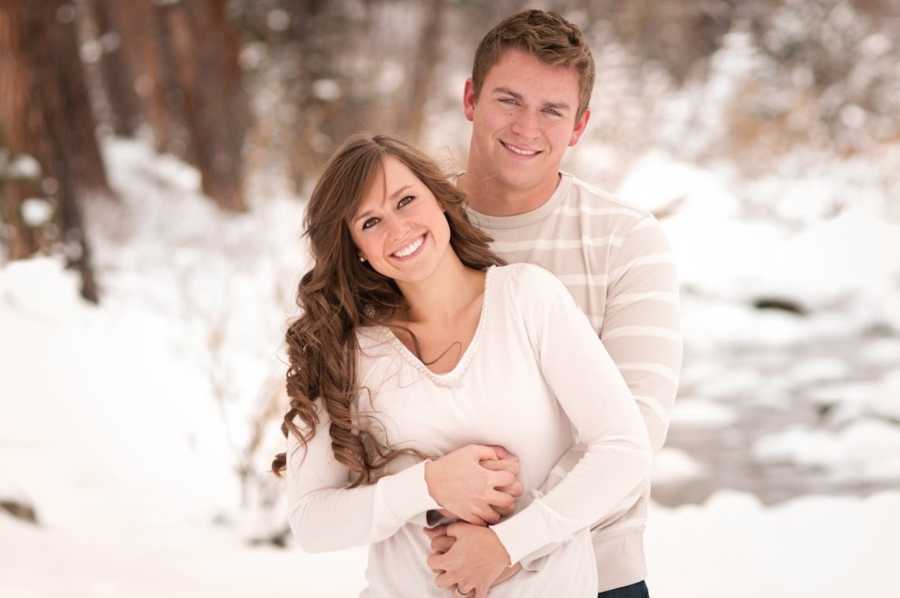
[{"x1": 395, "y1": 251, "x2": 486, "y2": 324}]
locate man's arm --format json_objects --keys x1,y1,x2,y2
[
  {"x1": 600, "y1": 212, "x2": 683, "y2": 452},
  {"x1": 515, "y1": 212, "x2": 682, "y2": 571}
]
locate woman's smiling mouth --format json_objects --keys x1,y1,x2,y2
[{"x1": 390, "y1": 233, "x2": 427, "y2": 259}]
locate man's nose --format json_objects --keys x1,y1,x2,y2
[{"x1": 510, "y1": 109, "x2": 540, "y2": 139}]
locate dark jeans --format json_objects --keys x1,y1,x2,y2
[{"x1": 597, "y1": 580, "x2": 649, "y2": 598}]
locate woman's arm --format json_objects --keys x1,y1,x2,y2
[
  {"x1": 287, "y1": 403, "x2": 519, "y2": 553},
  {"x1": 286, "y1": 402, "x2": 437, "y2": 553}
]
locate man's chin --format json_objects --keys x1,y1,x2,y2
[{"x1": 495, "y1": 169, "x2": 546, "y2": 191}]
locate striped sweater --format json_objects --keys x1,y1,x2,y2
[{"x1": 465, "y1": 171, "x2": 683, "y2": 592}]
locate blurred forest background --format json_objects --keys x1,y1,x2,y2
[
  {"x1": 4, "y1": 0, "x2": 899, "y2": 295},
  {"x1": 2, "y1": 0, "x2": 900, "y2": 571}
]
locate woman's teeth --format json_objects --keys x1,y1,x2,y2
[{"x1": 393, "y1": 235, "x2": 424, "y2": 257}]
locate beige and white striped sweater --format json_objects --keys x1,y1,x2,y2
[{"x1": 465, "y1": 171, "x2": 683, "y2": 592}]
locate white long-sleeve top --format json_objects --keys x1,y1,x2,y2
[
  {"x1": 465, "y1": 172, "x2": 683, "y2": 591},
  {"x1": 286, "y1": 263, "x2": 652, "y2": 597}
]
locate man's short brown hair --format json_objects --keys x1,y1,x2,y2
[{"x1": 471, "y1": 9, "x2": 595, "y2": 120}]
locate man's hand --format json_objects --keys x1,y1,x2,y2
[
  {"x1": 425, "y1": 445, "x2": 519, "y2": 526},
  {"x1": 426, "y1": 522, "x2": 515, "y2": 598},
  {"x1": 426, "y1": 525, "x2": 522, "y2": 593}
]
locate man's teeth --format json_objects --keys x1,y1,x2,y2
[
  {"x1": 393, "y1": 236, "x2": 424, "y2": 257},
  {"x1": 504, "y1": 143, "x2": 539, "y2": 156}
]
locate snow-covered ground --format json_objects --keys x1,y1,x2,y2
[{"x1": 2, "y1": 136, "x2": 899, "y2": 597}]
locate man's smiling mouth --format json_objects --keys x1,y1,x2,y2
[{"x1": 500, "y1": 140, "x2": 542, "y2": 157}]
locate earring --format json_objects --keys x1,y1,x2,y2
[{"x1": 359, "y1": 255, "x2": 366, "y2": 262}]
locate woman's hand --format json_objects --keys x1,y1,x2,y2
[
  {"x1": 425, "y1": 444, "x2": 520, "y2": 525},
  {"x1": 426, "y1": 522, "x2": 513, "y2": 598}
]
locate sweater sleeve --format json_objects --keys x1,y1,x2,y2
[
  {"x1": 489, "y1": 264, "x2": 653, "y2": 566},
  {"x1": 285, "y1": 401, "x2": 440, "y2": 553},
  {"x1": 600, "y1": 213, "x2": 683, "y2": 451}
]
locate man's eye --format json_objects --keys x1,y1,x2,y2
[
  {"x1": 397, "y1": 195, "x2": 415, "y2": 208},
  {"x1": 544, "y1": 108, "x2": 562, "y2": 117},
  {"x1": 362, "y1": 218, "x2": 379, "y2": 230},
  {"x1": 499, "y1": 98, "x2": 517, "y2": 105}
]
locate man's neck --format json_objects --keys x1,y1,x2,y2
[{"x1": 459, "y1": 168, "x2": 561, "y2": 217}]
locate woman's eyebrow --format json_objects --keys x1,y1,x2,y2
[{"x1": 353, "y1": 184, "x2": 412, "y2": 222}]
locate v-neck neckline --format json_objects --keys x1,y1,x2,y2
[{"x1": 378, "y1": 265, "x2": 495, "y2": 386}]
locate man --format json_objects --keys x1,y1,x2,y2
[{"x1": 426, "y1": 10, "x2": 683, "y2": 598}]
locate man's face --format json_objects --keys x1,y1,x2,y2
[{"x1": 464, "y1": 48, "x2": 589, "y2": 195}]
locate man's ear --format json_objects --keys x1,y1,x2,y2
[
  {"x1": 568, "y1": 108, "x2": 591, "y2": 147},
  {"x1": 463, "y1": 79, "x2": 477, "y2": 123}
]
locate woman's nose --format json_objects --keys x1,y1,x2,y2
[{"x1": 385, "y1": 215, "x2": 411, "y2": 244}]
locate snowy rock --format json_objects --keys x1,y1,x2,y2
[
  {"x1": 695, "y1": 367, "x2": 764, "y2": 401},
  {"x1": 652, "y1": 447, "x2": 708, "y2": 485},
  {"x1": 753, "y1": 426, "x2": 843, "y2": 469},
  {"x1": 786, "y1": 357, "x2": 851, "y2": 386},
  {"x1": 866, "y1": 371, "x2": 900, "y2": 422},
  {"x1": 754, "y1": 419, "x2": 900, "y2": 482},
  {"x1": 860, "y1": 337, "x2": 900, "y2": 367},
  {"x1": 682, "y1": 297, "x2": 809, "y2": 348},
  {"x1": 671, "y1": 399, "x2": 738, "y2": 428},
  {"x1": 806, "y1": 382, "x2": 875, "y2": 408},
  {"x1": 835, "y1": 419, "x2": 900, "y2": 481}
]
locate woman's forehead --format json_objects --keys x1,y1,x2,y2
[{"x1": 356, "y1": 156, "x2": 419, "y2": 210}]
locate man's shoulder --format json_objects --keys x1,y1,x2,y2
[
  {"x1": 561, "y1": 173, "x2": 664, "y2": 242},
  {"x1": 562, "y1": 172, "x2": 650, "y2": 218}
]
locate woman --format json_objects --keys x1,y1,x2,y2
[{"x1": 272, "y1": 134, "x2": 651, "y2": 598}]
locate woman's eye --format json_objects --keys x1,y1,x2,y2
[
  {"x1": 397, "y1": 195, "x2": 415, "y2": 208},
  {"x1": 362, "y1": 217, "x2": 379, "y2": 230}
]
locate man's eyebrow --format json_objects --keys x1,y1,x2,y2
[
  {"x1": 491, "y1": 87, "x2": 523, "y2": 101},
  {"x1": 353, "y1": 184, "x2": 413, "y2": 222},
  {"x1": 542, "y1": 100, "x2": 571, "y2": 112},
  {"x1": 491, "y1": 87, "x2": 570, "y2": 111}
]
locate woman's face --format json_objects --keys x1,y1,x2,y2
[{"x1": 348, "y1": 156, "x2": 452, "y2": 285}]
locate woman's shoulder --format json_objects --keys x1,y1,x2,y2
[{"x1": 491, "y1": 262, "x2": 569, "y2": 299}]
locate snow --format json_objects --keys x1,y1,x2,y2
[
  {"x1": 3, "y1": 135, "x2": 900, "y2": 597},
  {"x1": 647, "y1": 491, "x2": 900, "y2": 598},
  {"x1": 20, "y1": 198, "x2": 53, "y2": 227},
  {"x1": 4, "y1": 154, "x2": 42, "y2": 179}
]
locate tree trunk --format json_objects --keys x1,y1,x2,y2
[
  {"x1": 89, "y1": 0, "x2": 141, "y2": 137},
  {"x1": 0, "y1": 0, "x2": 103, "y2": 302},
  {"x1": 403, "y1": 0, "x2": 447, "y2": 144},
  {"x1": 157, "y1": 0, "x2": 249, "y2": 212}
]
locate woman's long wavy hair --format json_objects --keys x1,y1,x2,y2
[{"x1": 272, "y1": 134, "x2": 504, "y2": 486}]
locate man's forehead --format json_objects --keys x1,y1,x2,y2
[{"x1": 484, "y1": 52, "x2": 579, "y2": 100}]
